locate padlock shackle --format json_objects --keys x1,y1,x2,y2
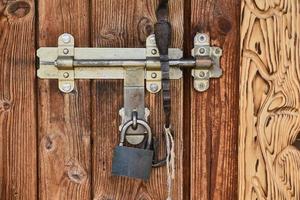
[{"x1": 120, "y1": 119, "x2": 152, "y2": 149}]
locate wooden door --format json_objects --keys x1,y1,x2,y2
[{"x1": 1, "y1": 0, "x2": 298, "y2": 200}]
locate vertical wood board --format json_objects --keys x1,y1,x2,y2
[
  {"x1": 190, "y1": 0, "x2": 240, "y2": 199},
  {"x1": 0, "y1": 0, "x2": 37, "y2": 199},
  {"x1": 91, "y1": 0, "x2": 184, "y2": 199},
  {"x1": 38, "y1": 0, "x2": 92, "y2": 199}
]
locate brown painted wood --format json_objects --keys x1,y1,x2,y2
[
  {"x1": 189, "y1": 0, "x2": 240, "y2": 199},
  {"x1": 0, "y1": 1, "x2": 37, "y2": 199},
  {"x1": 239, "y1": 0, "x2": 300, "y2": 199},
  {"x1": 90, "y1": 0, "x2": 184, "y2": 199},
  {"x1": 37, "y1": 0, "x2": 92, "y2": 199},
  {"x1": 0, "y1": 1, "x2": 246, "y2": 199}
]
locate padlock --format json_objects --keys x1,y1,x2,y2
[{"x1": 112, "y1": 119, "x2": 154, "y2": 180}]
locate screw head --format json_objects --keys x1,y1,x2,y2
[
  {"x1": 150, "y1": 83, "x2": 159, "y2": 92},
  {"x1": 61, "y1": 83, "x2": 72, "y2": 92},
  {"x1": 63, "y1": 48, "x2": 69, "y2": 54},
  {"x1": 63, "y1": 72, "x2": 69, "y2": 78},
  {"x1": 199, "y1": 47, "x2": 206, "y2": 55},
  {"x1": 198, "y1": 82, "x2": 206, "y2": 89},
  {"x1": 149, "y1": 36, "x2": 156, "y2": 44},
  {"x1": 198, "y1": 34, "x2": 207, "y2": 42},
  {"x1": 62, "y1": 34, "x2": 71, "y2": 43},
  {"x1": 151, "y1": 72, "x2": 157, "y2": 78},
  {"x1": 199, "y1": 71, "x2": 205, "y2": 78},
  {"x1": 151, "y1": 49, "x2": 157, "y2": 55},
  {"x1": 215, "y1": 48, "x2": 221, "y2": 55}
]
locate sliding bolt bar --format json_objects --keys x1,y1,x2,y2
[{"x1": 40, "y1": 59, "x2": 211, "y2": 69}]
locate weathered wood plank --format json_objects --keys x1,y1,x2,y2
[
  {"x1": 190, "y1": 0, "x2": 240, "y2": 199},
  {"x1": 91, "y1": 0, "x2": 184, "y2": 199},
  {"x1": 38, "y1": 0, "x2": 91, "y2": 199},
  {"x1": 0, "y1": 1, "x2": 37, "y2": 199},
  {"x1": 239, "y1": 0, "x2": 300, "y2": 199}
]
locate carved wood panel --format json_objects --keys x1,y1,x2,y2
[{"x1": 239, "y1": 0, "x2": 300, "y2": 199}]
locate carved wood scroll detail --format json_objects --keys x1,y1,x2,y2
[{"x1": 239, "y1": 0, "x2": 300, "y2": 199}]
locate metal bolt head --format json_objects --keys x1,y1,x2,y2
[
  {"x1": 199, "y1": 47, "x2": 206, "y2": 55},
  {"x1": 198, "y1": 82, "x2": 206, "y2": 90},
  {"x1": 62, "y1": 34, "x2": 71, "y2": 43},
  {"x1": 215, "y1": 48, "x2": 221, "y2": 55},
  {"x1": 149, "y1": 83, "x2": 159, "y2": 92},
  {"x1": 149, "y1": 36, "x2": 156, "y2": 44},
  {"x1": 63, "y1": 72, "x2": 69, "y2": 78},
  {"x1": 61, "y1": 83, "x2": 72, "y2": 92},
  {"x1": 151, "y1": 72, "x2": 157, "y2": 79},
  {"x1": 199, "y1": 71, "x2": 205, "y2": 78},
  {"x1": 198, "y1": 34, "x2": 207, "y2": 42},
  {"x1": 63, "y1": 48, "x2": 69, "y2": 54},
  {"x1": 151, "y1": 49, "x2": 157, "y2": 55}
]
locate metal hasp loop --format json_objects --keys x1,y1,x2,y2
[
  {"x1": 119, "y1": 119, "x2": 152, "y2": 149},
  {"x1": 192, "y1": 33, "x2": 223, "y2": 92},
  {"x1": 120, "y1": 64, "x2": 148, "y2": 145}
]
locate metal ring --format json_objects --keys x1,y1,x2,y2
[
  {"x1": 131, "y1": 111, "x2": 138, "y2": 130},
  {"x1": 120, "y1": 119, "x2": 152, "y2": 149}
]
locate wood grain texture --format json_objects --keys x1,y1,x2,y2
[
  {"x1": 190, "y1": 0, "x2": 240, "y2": 199},
  {"x1": 90, "y1": 0, "x2": 183, "y2": 199},
  {"x1": 0, "y1": 0, "x2": 37, "y2": 199},
  {"x1": 38, "y1": 0, "x2": 92, "y2": 199},
  {"x1": 239, "y1": 0, "x2": 300, "y2": 199}
]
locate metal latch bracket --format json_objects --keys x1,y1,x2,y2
[
  {"x1": 192, "y1": 33, "x2": 222, "y2": 92},
  {"x1": 57, "y1": 33, "x2": 75, "y2": 93}
]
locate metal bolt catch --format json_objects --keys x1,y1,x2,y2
[{"x1": 192, "y1": 33, "x2": 223, "y2": 92}]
